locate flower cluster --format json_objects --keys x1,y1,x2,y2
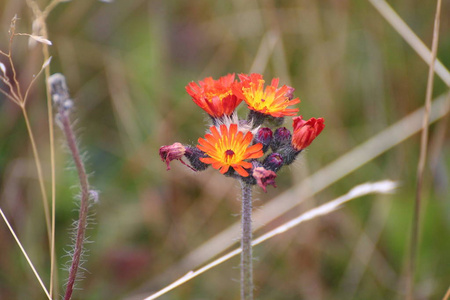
[{"x1": 160, "y1": 73, "x2": 324, "y2": 192}]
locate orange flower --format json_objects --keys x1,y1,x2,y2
[
  {"x1": 235, "y1": 73, "x2": 300, "y2": 117},
  {"x1": 186, "y1": 74, "x2": 242, "y2": 118},
  {"x1": 197, "y1": 124, "x2": 263, "y2": 177}
]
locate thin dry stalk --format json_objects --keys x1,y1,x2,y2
[
  {"x1": 368, "y1": 0, "x2": 450, "y2": 87},
  {"x1": 0, "y1": 16, "x2": 52, "y2": 247},
  {"x1": 443, "y1": 286, "x2": 450, "y2": 300},
  {"x1": 26, "y1": 0, "x2": 63, "y2": 295},
  {"x1": 407, "y1": 0, "x2": 442, "y2": 299},
  {"x1": 0, "y1": 208, "x2": 52, "y2": 300}
]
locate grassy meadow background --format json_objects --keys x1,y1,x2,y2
[{"x1": 0, "y1": 0, "x2": 449, "y2": 299}]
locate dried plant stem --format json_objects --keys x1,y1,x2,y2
[
  {"x1": 443, "y1": 286, "x2": 450, "y2": 300},
  {"x1": 21, "y1": 106, "x2": 51, "y2": 243},
  {"x1": 42, "y1": 26, "x2": 58, "y2": 300},
  {"x1": 408, "y1": 0, "x2": 442, "y2": 299},
  {"x1": 368, "y1": 0, "x2": 450, "y2": 87},
  {"x1": 60, "y1": 110, "x2": 90, "y2": 300},
  {"x1": 25, "y1": 0, "x2": 60, "y2": 295},
  {"x1": 0, "y1": 208, "x2": 52, "y2": 300},
  {"x1": 240, "y1": 181, "x2": 253, "y2": 300}
]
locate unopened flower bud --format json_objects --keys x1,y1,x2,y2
[
  {"x1": 263, "y1": 153, "x2": 284, "y2": 172},
  {"x1": 252, "y1": 167, "x2": 277, "y2": 192},
  {"x1": 271, "y1": 127, "x2": 291, "y2": 151},
  {"x1": 48, "y1": 73, "x2": 70, "y2": 106},
  {"x1": 291, "y1": 116, "x2": 325, "y2": 151},
  {"x1": 254, "y1": 127, "x2": 273, "y2": 152},
  {"x1": 159, "y1": 142, "x2": 187, "y2": 170}
]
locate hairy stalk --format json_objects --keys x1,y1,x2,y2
[
  {"x1": 240, "y1": 181, "x2": 253, "y2": 300},
  {"x1": 407, "y1": 0, "x2": 442, "y2": 299},
  {"x1": 49, "y1": 73, "x2": 92, "y2": 300},
  {"x1": 60, "y1": 107, "x2": 91, "y2": 300}
]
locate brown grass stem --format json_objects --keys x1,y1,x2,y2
[
  {"x1": 407, "y1": 0, "x2": 442, "y2": 298},
  {"x1": 443, "y1": 286, "x2": 450, "y2": 300},
  {"x1": 2, "y1": 10, "x2": 58, "y2": 295},
  {"x1": 25, "y1": 0, "x2": 61, "y2": 295},
  {"x1": 0, "y1": 208, "x2": 52, "y2": 300},
  {"x1": 240, "y1": 181, "x2": 254, "y2": 300},
  {"x1": 21, "y1": 105, "x2": 52, "y2": 243},
  {"x1": 42, "y1": 26, "x2": 58, "y2": 300},
  {"x1": 59, "y1": 107, "x2": 91, "y2": 300},
  {"x1": 368, "y1": 0, "x2": 450, "y2": 87}
]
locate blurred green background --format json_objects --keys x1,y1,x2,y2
[{"x1": 0, "y1": 0, "x2": 449, "y2": 299}]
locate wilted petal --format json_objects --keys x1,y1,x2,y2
[
  {"x1": 252, "y1": 167, "x2": 277, "y2": 192},
  {"x1": 159, "y1": 142, "x2": 186, "y2": 170}
]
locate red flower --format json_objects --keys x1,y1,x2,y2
[
  {"x1": 291, "y1": 116, "x2": 325, "y2": 151},
  {"x1": 186, "y1": 74, "x2": 242, "y2": 118},
  {"x1": 234, "y1": 73, "x2": 300, "y2": 117},
  {"x1": 197, "y1": 124, "x2": 263, "y2": 177}
]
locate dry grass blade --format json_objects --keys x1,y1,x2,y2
[
  {"x1": 443, "y1": 286, "x2": 450, "y2": 300},
  {"x1": 368, "y1": 0, "x2": 450, "y2": 87},
  {"x1": 140, "y1": 180, "x2": 398, "y2": 300},
  {"x1": 25, "y1": 0, "x2": 62, "y2": 295},
  {"x1": 0, "y1": 208, "x2": 52, "y2": 300},
  {"x1": 408, "y1": 0, "x2": 442, "y2": 298}
]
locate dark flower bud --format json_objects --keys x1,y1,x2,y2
[
  {"x1": 184, "y1": 146, "x2": 209, "y2": 171},
  {"x1": 271, "y1": 127, "x2": 291, "y2": 151},
  {"x1": 159, "y1": 142, "x2": 187, "y2": 170},
  {"x1": 254, "y1": 127, "x2": 273, "y2": 152},
  {"x1": 263, "y1": 153, "x2": 284, "y2": 172},
  {"x1": 253, "y1": 167, "x2": 277, "y2": 192}
]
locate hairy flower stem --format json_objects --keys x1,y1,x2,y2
[
  {"x1": 60, "y1": 109, "x2": 90, "y2": 300},
  {"x1": 240, "y1": 181, "x2": 253, "y2": 300}
]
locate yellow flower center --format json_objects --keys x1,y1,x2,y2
[{"x1": 242, "y1": 80, "x2": 276, "y2": 110}]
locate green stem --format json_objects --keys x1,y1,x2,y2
[{"x1": 240, "y1": 181, "x2": 253, "y2": 300}]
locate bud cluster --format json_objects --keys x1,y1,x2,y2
[{"x1": 160, "y1": 73, "x2": 324, "y2": 192}]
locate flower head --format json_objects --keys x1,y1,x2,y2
[
  {"x1": 252, "y1": 167, "x2": 277, "y2": 192},
  {"x1": 159, "y1": 143, "x2": 187, "y2": 170},
  {"x1": 186, "y1": 74, "x2": 242, "y2": 118},
  {"x1": 197, "y1": 124, "x2": 263, "y2": 177},
  {"x1": 291, "y1": 116, "x2": 325, "y2": 151},
  {"x1": 235, "y1": 73, "x2": 300, "y2": 117}
]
